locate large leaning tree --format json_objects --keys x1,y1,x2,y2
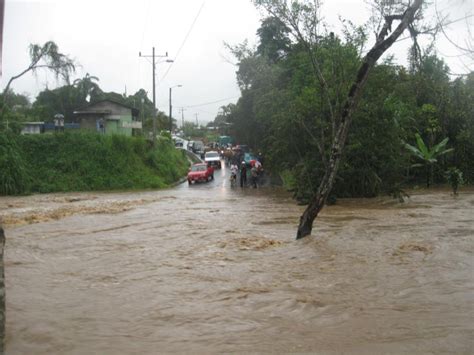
[
  {"x1": 1, "y1": 41, "x2": 75, "y2": 112},
  {"x1": 252, "y1": 0, "x2": 425, "y2": 239}
]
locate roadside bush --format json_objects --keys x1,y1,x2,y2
[
  {"x1": 1, "y1": 132, "x2": 189, "y2": 195},
  {"x1": 146, "y1": 137, "x2": 189, "y2": 184},
  {"x1": 0, "y1": 133, "x2": 29, "y2": 195},
  {"x1": 445, "y1": 167, "x2": 464, "y2": 195}
]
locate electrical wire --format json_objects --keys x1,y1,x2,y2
[
  {"x1": 138, "y1": 0, "x2": 152, "y2": 91},
  {"x1": 160, "y1": 1, "x2": 206, "y2": 81},
  {"x1": 183, "y1": 95, "x2": 240, "y2": 108}
]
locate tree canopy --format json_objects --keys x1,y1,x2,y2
[{"x1": 221, "y1": 0, "x2": 473, "y2": 238}]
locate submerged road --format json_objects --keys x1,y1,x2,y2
[{"x1": 2, "y1": 163, "x2": 474, "y2": 353}]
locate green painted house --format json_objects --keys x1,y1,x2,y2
[{"x1": 73, "y1": 100, "x2": 142, "y2": 136}]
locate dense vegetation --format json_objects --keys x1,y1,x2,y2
[
  {"x1": 0, "y1": 42, "x2": 190, "y2": 196},
  {"x1": 0, "y1": 132, "x2": 189, "y2": 195},
  {"x1": 1, "y1": 13, "x2": 472, "y2": 205},
  {"x1": 214, "y1": 15, "x2": 473, "y2": 202},
  {"x1": 0, "y1": 76, "x2": 172, "y2": 137}
]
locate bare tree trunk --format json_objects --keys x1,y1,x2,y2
[
  {"x1": 0, "y1": 63, "x2": 37, "y2": 117},
  {"x1": 297, "y1": 0, "x2": 424, "y2": 239}
]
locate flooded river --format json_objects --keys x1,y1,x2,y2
[{"x1": 2, "y1": 164, "x2": 473, "y2": 353}]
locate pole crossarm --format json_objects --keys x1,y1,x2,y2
[{"x1": 138, "y1": 47, "x2": 170, "y2": 145}]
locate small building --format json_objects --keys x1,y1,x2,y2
[
  {"x1": 21, "y1": 122, "x2": 44, "y2": 135},
  {"x1": 73, "y1": 100, "x2": 142, "y2": 136}
]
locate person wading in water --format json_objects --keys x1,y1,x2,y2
[{"x1": 240, "y1": 162, "x2": 247, "y2": 188}]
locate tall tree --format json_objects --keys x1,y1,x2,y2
[
  {"x1": 256, "y1": 16, "x2": 292, "y2": 62},
  {"x1": 1, "y1": 41, "x2": 75, "y2": 112},
  {"x1": 32, "y1": 85, "x2": 81, "y2": 122},
  {"x1": 73, "y1": 73, "x2": 102, "y2": 103},
  {"x1": 252, "y1": 0, "x2": 425, "y2": 239}
]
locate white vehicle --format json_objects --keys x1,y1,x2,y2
[
  {"x1": 173, "y1": 137, "x2": 184, "y2": 148},
  {"x1": 204, "y1": 151, "x2": 221, "y2": 169}
]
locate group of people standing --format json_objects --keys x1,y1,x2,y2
[
  {"x1": 53, "y1": 115, "x2": 65, "y2": 132},
  {"x1": 230, "y1": 159, "x2": 263, "y2": 188}
]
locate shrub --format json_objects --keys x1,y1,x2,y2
[
  {"x1": 0, "y1": 133, "x2": 29, "y2": 195},
  {"x1": 1, "y1": 132, "x2": 189, "y2": 195},
  {"x1": 445, "y1": 167, "x2": 464, "y2": 195}
]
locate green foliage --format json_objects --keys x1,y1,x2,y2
[
  {"x1": 388, "y1": 183, "x2": 410, "y2": 203},
  {"x1": 28, "y1": 41, "x2": 76, "y2": 83},
  {"x1": 256, "y1": 16, "x2": 291, "y2": 63},
  {"x1": 224, "y1": 14, "x2": 473, "y2": 202},
  {"x1": 182, "y1": 121, "x2": 209, "y2": 139},
  {"x1": 405, "y1": 133, "x2": 453, "y2": 187},
  {"x1": 32, "y1": 85, "x2": 82, "y2": 122},
  {"x1": 404, "y1": 133, "x2": 453, "y2": 187},
  {"x1": 73, "y1": 73, "x2": 102, "y2": 103},
  {"x1": 0, "y1": 91, "x2": 33, "y2": 133},
  {"x1": 279, "y1": 169, "x2": 297, "y2": 192},
  {"x1": 0, "y1": 133, "x2": 29, "y2": 195},
  {"x1": 404, "y1": 133, "x2": 452, "y2": 164},
  {"x1": 445, "y1": 167, "x2": 464, "y2": 195},
  {"x1": 146, "y1": 138, "x2": 189, "y2": 185},
  {"x1": 229, "y1": 29, "x2": 410, "y2": 199},
  {"x1": 0, "y1": 132, "x2": 188, "y2": 195},
  {"x1": 2, "y1": 41, "x2": 76, "y2": 112}
]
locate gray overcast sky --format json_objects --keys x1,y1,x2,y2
[{"x1": 1, "y1": 0, "x2": 472, "y2": 125}]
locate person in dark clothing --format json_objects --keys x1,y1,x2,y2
[
  {"x1": 240, "y1": 162, "x2": 247, "y2": 187},
  {"x1": 98, "y1": 118, "x2": 105, "y2": 134}
]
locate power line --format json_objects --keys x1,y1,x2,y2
[
  {"x1": 138, "y1": 0, "x2": 152, "y2": 91},
  {"x1": 183, "y1": 95, "x2": 240, "y2": 108},
  {"x1": 171, "y1": 99, "x2": 215, "y2": 114},
  {"x1": 192, "y1": 107, "x2": 217, "y2": 115},
  {"x1": 160, "y1": 1, "x2": 206, "y2": 82}
]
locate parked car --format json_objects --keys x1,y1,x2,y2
[
  {"x1": 174, "y1": 138, "x2": 184, "y2": 148},
  {"x1": 187, "y1": 140, "x2": 195, "y2": 151},
  {"x1": 204, "y1": 151, "x2": 221, "y2": 169},
  {"x1": 187, "y1": 163, "x2": 214, "y2": 184}
]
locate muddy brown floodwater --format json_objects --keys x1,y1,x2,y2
[{"x1": 1, "y1": 165, "x2": 473, "y2": 354}]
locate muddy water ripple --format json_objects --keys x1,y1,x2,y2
[{"x1": 2, "y1": 170, "x2": 473, "y2": 353}]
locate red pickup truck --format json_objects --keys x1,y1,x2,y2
[{"x1": 187, "y1": 163, "x2": 214, "y2": 184}]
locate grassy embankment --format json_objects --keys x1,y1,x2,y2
[{"x1": 0, "y1": 132, "x2": 189, "y2": 195}]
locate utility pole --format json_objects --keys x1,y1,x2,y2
[
  {"x1": 195, "y1": 113, "x2": 199, "y2": 127},
  {"x1": 152, "y1": 47, "x2": 156, "y2": 141},
  {"x1": 169, "y1": 86, "x2": 172, "y2": 133},
  {"x1": 140, "y1": 98, "x2": 144, "y2": 134},
  {"x1": 169, "y1": 85, "x2": 182, "y2": 135},
  {"x1": 139, "y1": 47, "x2": 170, "y2": 145},
  {"x1": 179, "y1": 107, "x2": 186, "y2": 129}
]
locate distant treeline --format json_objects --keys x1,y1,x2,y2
[{"x1": 0, "y1": 132, "x2": 189, "y2": 195}]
